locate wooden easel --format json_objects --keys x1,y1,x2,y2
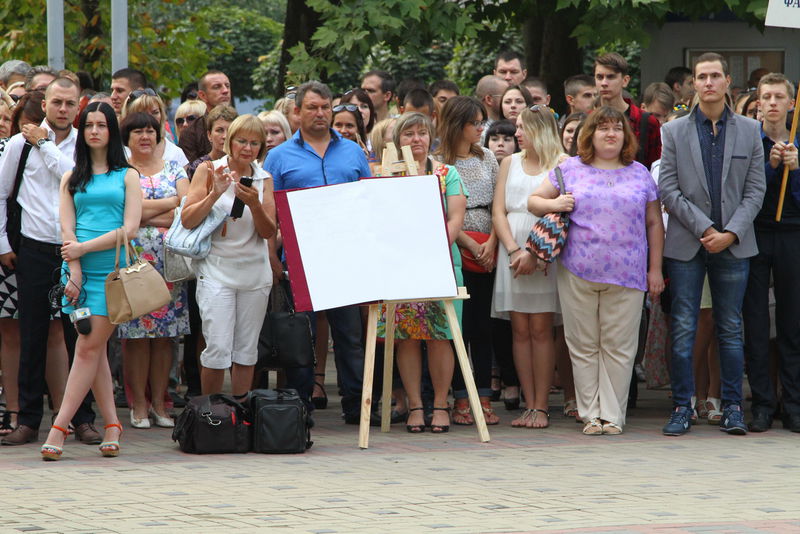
[{"x1": 358, "y1": 145, "x2": 490, "y2": 449}]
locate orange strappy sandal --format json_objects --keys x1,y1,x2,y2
[
  {"x1": 99, "y1": 423, "x2": 123, "y2": 457},
  {"x1": 41, "y1": 425, "x2": 69, "y2": 461}
]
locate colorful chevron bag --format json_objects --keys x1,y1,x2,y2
[{"x1": 526, "y1": 166, "x2": 569, "y2": 263}]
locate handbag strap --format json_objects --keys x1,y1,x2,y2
[
  {"x1": 12, "y1": 142, "x2": 33, "y2": 203},
  {"x1": 554, "y1": 166, "x2": 565, "y2": 194},
  {"x1": 113, "y1": 228, "x2": 123, "y2": 270}
]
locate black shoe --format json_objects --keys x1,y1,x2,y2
[
  {"x1": 343, "y1": 411, "x2": 381, "y2": 427},
  {"x1": 749, "y1": 411, "x2": 773, "y2": 433},
  {"x1": 169, "y1": 390, "x2": 186, "y2": 408},
  {"x1": 783, "y1": 412, "x2": 800, "y2": 433}
]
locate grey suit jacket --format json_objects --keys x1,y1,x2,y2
[{"x1": 658, "y1": 108, "x2": 766, "y2": 261}]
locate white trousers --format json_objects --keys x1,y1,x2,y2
[
  {"x1": 196, "y1": 275, "x2": 270, "y2": 369},
  {"x1": 557, "y1": 268, "x2": 644, "y2": 426}
]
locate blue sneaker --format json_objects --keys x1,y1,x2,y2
[
  {"x1": 720, "y1": 404, "x2": 747, "y2": 435},
  {"x1": 662, "y1": 406, "x2": 692, "y2": 436}
]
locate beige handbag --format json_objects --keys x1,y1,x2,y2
[{"x1": 105, "y1": 228, "x2": 171, "y2": 325}]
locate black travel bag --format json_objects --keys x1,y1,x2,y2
[
  {"x1": 172, "y1": 394, "x2": 251, "y2": 454},
  {"x1": 249, "y1": 388, "x2": 313, "y2": 453}
]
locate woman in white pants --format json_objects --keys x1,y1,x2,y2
[{"x1": 181, "y1": 114, "x2": 276, "y2": 399}]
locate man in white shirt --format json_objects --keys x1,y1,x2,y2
[{"x1": 0, "y1": 77, "x2": 99, "y2": 446}]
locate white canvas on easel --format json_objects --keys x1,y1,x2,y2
[{"x1": 282, "y1": 174, "x2": 457, "y2": 311}]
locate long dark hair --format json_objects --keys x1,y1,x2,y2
[
  {"x1": 69, "y1": 102, "x2": 128, "y2": 195},
  {"x1": 342, "y1": 88, "x2": 376, "y2": 133},
  {"x1": 436, "y1": 96, "x2": 486, "y2": 164},
  {"x1": 332, "y1": 106, "x2": 367, "y2": 147}
]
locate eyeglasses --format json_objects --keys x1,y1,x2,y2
[
  {"x1": 333, "y1": 104, "x2": 358, "y2": 113},
  {"x1": 468, "y1": 120, "x2": 488, "y2": 128},
  {"x1": 285, "y1": 86, "x2": 297, "y2": 100},
  {"x1": 175, "y1": 114, "x2": 199, "y2": 126},
  {"x1": 130, "y1": 88, "x2": 157, "y2": 101}
]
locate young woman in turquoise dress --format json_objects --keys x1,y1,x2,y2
[{"x1": 40, "y1": 102, "x2": 142, "y2": 460}]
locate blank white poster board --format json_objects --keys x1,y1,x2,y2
[
  {"x1": 274, "y1": 175, "x2": 457, "y2": 312},
  {"x1": 766, "y1": 0, "x2": 800, "y2": 29}
]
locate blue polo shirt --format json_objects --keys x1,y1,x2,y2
[{"x1": 264, "y1": 129, "x2": 371, "y2": 191}]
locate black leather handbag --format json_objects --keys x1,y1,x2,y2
[
  {"x1": 249, "y1": 389, "x2": 313, "y2": 453},
  {"x1": 256, "y1": 282, "x2": 315, "y2": 370},
  {"x1": 172, "y1": 394, "x2": 251, "y2": 454}
]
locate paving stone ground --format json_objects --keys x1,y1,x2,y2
[{"x1": 2, "y1": 369, "x2": 799, "y2": 534}]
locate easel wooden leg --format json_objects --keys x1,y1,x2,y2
[
  {"x1": 359, "y1": 304, "x2": 380, "y2": 449},
  {"x1": 380, "y1": 303, "x2": 396, "y2": 432},
  {"x1": 443, "y1": 299, "x2": 490, "y2": 443}
]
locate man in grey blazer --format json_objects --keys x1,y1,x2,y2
[{"x1": 658, "y1": 53, "x2": 766, "y2": 436}]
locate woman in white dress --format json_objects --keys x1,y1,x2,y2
[{"x1": 492, "y1": 105, "x2": 564, "y2": 428}]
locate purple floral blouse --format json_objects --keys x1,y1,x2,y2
[{"x1": 549, "y1": 156, "x2": 658, "y2": 291}]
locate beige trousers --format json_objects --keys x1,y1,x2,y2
[{"x1": 557, "y1": 268, "x2": 644, "y2": 426}]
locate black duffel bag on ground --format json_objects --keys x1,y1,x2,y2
[
  {"x1": 249, "y1": 388, "x2": 313, "y2": 453},
  {"x1": 256, "y1": 281, "x2": 315, "y2": 370},
  {"x1": 172, "y1": 394, "x2": 251, "y2": 454}
]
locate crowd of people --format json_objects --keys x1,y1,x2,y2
[{"x1": 0, "y1": 47, "x2": 797, "y2": 460}]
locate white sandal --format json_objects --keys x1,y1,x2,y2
[
  {"x1": 582, "y1": 418, "x2": 603, "y2": 435},
  {"x1": 706, "y1": 397, "x2": 722, "y2": 424}
]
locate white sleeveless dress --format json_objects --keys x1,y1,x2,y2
[{"x1": 491, "y1": 153, "x2": 560, "y2": 317}]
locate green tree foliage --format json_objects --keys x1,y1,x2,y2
[
  {"x1": 283, "y1": 0, "x2": 480, "y2": 83},
  {"x1": 0, "y1": 0, "x2": 215, "y2": 94},
  {"x1": 186, "y1": 6, "x2": 283, "y2": 99}
]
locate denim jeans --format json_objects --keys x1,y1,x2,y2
[{"x1": 666, "y1": 249, "x2": 750, "y2": 409}]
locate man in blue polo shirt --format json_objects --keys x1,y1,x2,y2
[{"x1": 265, "y1": 81, "x2": 372, "y2": 425}]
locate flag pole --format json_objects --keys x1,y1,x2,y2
[{"x1": 776, "y1": 94, "x2": 800, "y2": 222}]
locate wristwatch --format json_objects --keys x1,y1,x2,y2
[{"x1": 36, "y1": 137, "x2": 50, "y2": 149}]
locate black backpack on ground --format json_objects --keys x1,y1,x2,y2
[
  {"x1": 172, "y1": 394, "x2": 251, "y2": 454},
  {"x1": 249, "y1": 388, "x2": 313, "y2": 453}
]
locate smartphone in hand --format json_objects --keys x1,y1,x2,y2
[{"x1": 230, "y1": 177, "x2": 254, "y2": 218}]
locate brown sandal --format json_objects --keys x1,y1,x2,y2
[{"x1": 480, "y1": 399, "x2": 500, "y2": 425}]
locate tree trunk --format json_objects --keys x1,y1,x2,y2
[
  {"x1": 278, "y1": 0, "x2": 322, "y2": 97},
  {"x1": 521, "y1": 2, "x2": 583, "y2": 116},
  {"x1": 78, "y1": 0, "x2": 103, "y2": 90}
]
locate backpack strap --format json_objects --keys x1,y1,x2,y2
[{"x1": 637, "y1": 112, "x2": 650, "y2": 164}]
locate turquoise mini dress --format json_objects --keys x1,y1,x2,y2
[{"x1": 62, "y1": 167, "x2": 128, "y2": 317}]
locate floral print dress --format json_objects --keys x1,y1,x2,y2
[
  {"x1": 376, "y1": 162, "x2": 469, "y2": 340},
  {"x1": 117, "y1": 161, "x2": 190, "y2": 339}
]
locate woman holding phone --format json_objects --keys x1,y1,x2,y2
[{"x1": 181, "y1": 114, "x2": 276, "y2": 400}]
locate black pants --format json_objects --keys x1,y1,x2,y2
[
  {"x1": 743, "y1": 228, "x2": 800, "y2": 417},
  {"x1": 452, "y1": 270, "x2": 495, "y2": 397},
  {"x1": 182, "y1": 278, "x2": 202, "y2": 396},
  {"x1": 16, "y1": 239, "x2": 94, "y2": 429},
  {"x1": 492, "y1": 319, "x2": 517, "y2": 387}
]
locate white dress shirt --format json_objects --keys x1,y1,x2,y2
[{"x1": 0, "y1": 120, "x2": 77, "y2": 253}]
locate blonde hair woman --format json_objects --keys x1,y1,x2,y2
[
  {"x1": 257, "y1": 110, "x2": 291, "y2": 154},
  {"x1": 492, "y1": 105, "x2": 564, "y2": 429},
  {"x1": 122, "y1": 89, "x2": 188, "y2": 166},
  {"x1": 174, "y1": 99, "x2": 207, "y2": 141},
  {"x1": 181, "y1": 115, "x2": 277, "y2": 398}
]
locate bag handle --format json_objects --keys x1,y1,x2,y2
[
  {"x1": 554, "y1": 166, "x2": 565, "y2": 195},
  {"x1": 113, "y1": 227, "x2": 123, "y2": 270}
]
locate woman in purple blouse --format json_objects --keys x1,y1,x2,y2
[{"x1": 528, "y1": 106, "x2": 665, "y2": 436}]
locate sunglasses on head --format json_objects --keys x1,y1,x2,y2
[
  {"x1": 285, "y1": 86, "x2": 297, "y2": 100},
  {"x1": 175, "y1": 114, "x2": 199, "y2": 126},
  {"x1": 9, "y1": 94, "x2": 20, "y2": 103},
  {"x1": 130, "y1": 88, "x2": 157, "y2": 101},
  {"x1": 529, "y1": 104, "x2": 553, "y2": 113},
  {"x1": 333, "y1": 104, "x2": 358, "y2": 113}
]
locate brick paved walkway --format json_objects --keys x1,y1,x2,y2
[{"x1": 1, "y1": 375, "x2": 799, "y2": 533}]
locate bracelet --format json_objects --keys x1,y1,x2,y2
[{"x1": 508, "y1": 247, "x2": 521, "y2": 256}]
